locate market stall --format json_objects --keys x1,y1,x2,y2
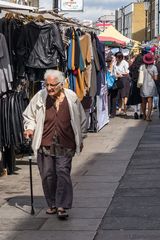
[
  {"x1": 98, "y1": 25, "x2": 131, "y2": 47},
  {"x1": 0, "y1": 6, "x2": 109, "y2": 175}
]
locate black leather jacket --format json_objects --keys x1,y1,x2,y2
[{"x1": 17, "y1": 22, "x2": 66, "y2": 69}]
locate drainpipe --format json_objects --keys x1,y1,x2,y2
[{"x1": 54, "y1": 0, "x2": 58, "y2": 13}]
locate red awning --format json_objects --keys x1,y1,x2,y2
[
  {"x1": 98, "y1": 36, "x2": 126, "y2": 46},
  {"x1": 96, "y1": 23, "x2": 112, "y2": 27}
]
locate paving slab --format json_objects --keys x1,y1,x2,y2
[
  {"x1": 74, "y1": 182, "x2": 118, "y2": 190},
  {"x1": 0, "y1": 204, "x2": 40, "y2": 218},
  {"x1": 74, "y1": 189, "x2": 115, "y2": 198},
  {"x1": 115, "y1": 188, "x2": 160, "y2": 197},
  {"x1": 141, "y1": 137, "x2": 160, "y2": 142},
  {"x1": 136, "y1": 147, "x2": 160, "y2": 151},
  {"x1": 100, "y1": 216, "x2": 160, "y2": 230},
  {"x1": 7, "y1": 196, "x2": 47, "y2": 208},
  {"x1": 94, "y1": 230, "x2": 160, "y2": 240},
  {"x1": 37, "y1": 207, "x2": 106, "y2": 219},
  {"x1": 41, "y1": 218, "x2": 101, "y2": 231},
  {"x1": 0, "y1": 218, "x2": 46, "y2": 231},
  {"x1": 126, "y1": 168, "x2": 160, "y2": 175},
  {"x1": 72, "y1": 175, "x2": 121, "y2": 183},
  {"x1": 72, "y1": 197, "x2": 112, "y2": 208},
  {"x1": 0, "y1": 231, "x2": 19, "y2": 240},
  {"x1": 88, "y1": 161, "x2": 129, "y2": 169},
  {"x1": 85, "y1": 168, "x2": 126, "y2": 176},
  {"x1": 139, "y1": 143, "x2": 160, "y2": 147},
  {"x1": 132, "y1": 151, "x2": 160, "y2": 159},
  {"x1": 11, "y1": 231, "x2": 96, "y2": 240},
  {"x1": 121, "y1": 174, "x2": 160, "y2": 182},
  {"x1": 130, "y1": 158, "x2": 160, "y2": 166}
]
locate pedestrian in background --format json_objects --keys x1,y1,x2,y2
[
  {"x1": 23, "y1": 70, "x2": 86, "y2": 219},
  {"x1": 127, "y1": 54, "x2": 143, "y2": 119},
  {"x1": 155, "y1": 55, "x2": 160, "y2": 117},
  {"x1": 113, "y1": 52, "x2": 130, "y2": 116},
  {"x1": 140, "y1": 53, "x2": 158, "y2": 121},
  {"x1": 106, "y1": 56, "x2": 117, "y2": 118}
]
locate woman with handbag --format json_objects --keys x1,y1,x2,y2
[
  {"x1": 113, "y1": 52, "x2": 130, "y2": 116},
  {"x1": 127, "y1": 54, "x2": 143, "y2": 119},
  {"x1": 140, "y1": 53, "x2": 158, "y2": 121}
]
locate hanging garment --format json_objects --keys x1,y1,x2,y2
[
  {"x1": 80, "y1": 33, "x2": 92, "y2": 92},
  {"x1": 67, "y1": 29, "x2": 85, "y2": 100},
  {"x1": 0, "y1": 33, "x2": 13, "y2": 94},
  {"x1": 16, "y1": 22, "x2": 66, "y2": 71},
  {"x1": 0, "y1": 91, "x2": 28, "y2": 148},
  {"x1": 94, "y1": 36, "x2": 106, "y2": 96},
  {"x1": 89, "y1": 60, "x2": 97, "y2": 97},
  {"x1": 0, "y1": 18, "x2": 23, "y2": 83},
  {"x1": 95, "y1": 35, "x2": 106, "y2": 70},
  {"x1": 92, "y1": 37, "x2": 100, "y2": 72}
]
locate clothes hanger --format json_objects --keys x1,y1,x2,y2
[
  {"x1": 35, "y1": 15, "x2": 45, "y2": 23},
  {"x1": 5, "y1": 12, "x2": 14, "y2": 20}
]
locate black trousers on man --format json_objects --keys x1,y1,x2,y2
[{"x1": 37, "y1": 150, "x2": 74, "y2": 209}]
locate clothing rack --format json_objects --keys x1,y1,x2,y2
[{"x1": 1, "y1": 8, "x2": 99, "y2": 33}]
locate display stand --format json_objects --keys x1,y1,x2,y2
[{"x1": 96, "y1": 84, "x2": 109, "y2": 131}]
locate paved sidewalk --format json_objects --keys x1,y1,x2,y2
[
  {"x1": 95, "y1": 114, "x2": 160, "y2": 240},
  {"x1": 0, "y1": 113, "x2": 149, "y2": 240}
]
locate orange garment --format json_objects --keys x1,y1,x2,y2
[
  {"x1": 80, "y1": 34, "x2": 91, "y2": 64},
  {"x1": 80, "y1": 34, "x2": 92, "y2": 91},
  {"x1": 76, "y1": 68, "x2": 85, "y2": 101}
]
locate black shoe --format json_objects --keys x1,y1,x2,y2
[
  {"x1": 140, "y1": 114, "x2": 143, "y2": 119},
  {"x1": 134, "y1": 112, "x2": 139, "y2": 119}
]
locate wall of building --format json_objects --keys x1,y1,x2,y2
[
  {"x1": 132, "y1": 3, "x2": 145, "y2": 42},
  {"x1": 150, "y1": 0, "x2": 156, "y2": 38},
  {"x1": 30, "y1": 0, "x2": 38, "y2": 7},
  {"x1": 155, "y1": 0, "x2": 159, "y2": 36},
  {"x1": 116, "y1": 3, "x2": 133, "y2": 38},
  {"x1": 97, "y1": 10, "x2": 116, "y2": 27}
]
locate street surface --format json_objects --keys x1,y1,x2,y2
[{"x1": 0, "y1": 111, "x2": 159, "y2": 240}]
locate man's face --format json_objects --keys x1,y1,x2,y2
[{"x1": 45, "y1": 75, "x2": 62, "y2": 97}]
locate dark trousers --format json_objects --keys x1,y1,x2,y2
[
  {"x1": 37, "y1": 151, "x2": 73, "y2": 209},
  {"x1": 108, "y1": 89, "x2": 118, "y2": 116}
]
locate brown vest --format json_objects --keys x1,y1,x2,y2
[{"x1": 41, "y1": 95, "x2": 76, "y2": 150}]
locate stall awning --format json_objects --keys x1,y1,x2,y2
[
  {"x1": 98, "y1": 36, "x2": 126, "y2": 46},
  {"x1": 98, "y1": 25, "x2": 131, "y2": 46}
]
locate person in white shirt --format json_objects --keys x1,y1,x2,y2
[{"x1": 113, "y1": 52, "x2": 130, "y2": 115}]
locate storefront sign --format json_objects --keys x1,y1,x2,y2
[{"x1": 60, "y1": 0, "x2": 84, "y2": 11}]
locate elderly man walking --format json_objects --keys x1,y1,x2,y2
[{"x1": 23, "y1": 70, "x2": 86, "y2": 219}]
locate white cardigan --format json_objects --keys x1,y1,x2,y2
[{"x1": 23, "y1": 88, "x2": 87, "y2": 156}]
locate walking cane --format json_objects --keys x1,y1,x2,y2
[{"x1": 28, "y1": 138, "x2": 35, "y2": 215}]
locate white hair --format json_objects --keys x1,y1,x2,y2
[{"x1": 44, "y1": 70, "x2": 65, "y2": 84}]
